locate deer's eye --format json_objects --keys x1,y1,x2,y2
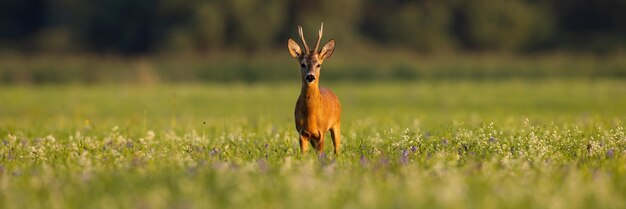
[
  {"x1": 300, "y1": 63, "x2": 306, "y2": 68},
  {"x1": 316, "y1": 64, "x2": 321, "y2": 68}
]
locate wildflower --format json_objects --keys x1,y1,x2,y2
[
  {"x1": 257, "y1": 159, "x2": 268, "y2": 173},
  {"x1": 318, "y1": 152, "x2": 327, "y2": 163},
  {"x1": 45, "y1": 135, "x2": 56, "y2": 143},
  {"x1": 209, "y1": 148, "x2": 219, "y2": 156},
  {"x1": 607, "y1": 149, "x2": 615, "y2": 158},
  {"x1": 360, "y1": 155, "x2": 368, "y2": 166},
  {"x1": 377, "y1": 157, "x2": 390, "y2": 168},
  {"x1": 145, "y1": 130, "x2": 155, "y2": 141},
  {"x1": 400, "y1": 150, "x2": 409, "y2": 164}
]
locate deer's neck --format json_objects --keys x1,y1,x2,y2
[{"x1": 301, "y1": 83, "x2": 322, "y2": 107}]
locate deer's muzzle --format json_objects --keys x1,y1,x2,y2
[{"x1": 305, "y1": 74, "x2": 316, "y2": 83}]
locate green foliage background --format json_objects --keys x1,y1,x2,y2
[{"x1": 1, "y1": 0, "x2": 626, "y2": 54}]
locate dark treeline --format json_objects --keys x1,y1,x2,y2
[{"x1": 1, "y1": 0, "x2": 625, "y2": 54}]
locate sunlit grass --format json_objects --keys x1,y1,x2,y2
[
  {"x1": 2, "y1": 53, "x2": 625, "y2": 84},
  {"x1": 1, "y1": 80, "x2": 625, "y2": 209}
]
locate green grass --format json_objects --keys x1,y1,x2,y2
[
  {"x1": 1, "y1": 79, "x2": 626, "y2": 209},
  {"x1": 2, "y1": 53, "x2": 626, "y2": 84}
]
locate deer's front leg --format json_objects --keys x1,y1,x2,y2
[{"x1": 299, "y1": 133, "x2": 310, "y2": 153}]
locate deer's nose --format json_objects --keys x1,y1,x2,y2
[{"x1": 305, "y1": 74, "x2": 316, "y2": 82}]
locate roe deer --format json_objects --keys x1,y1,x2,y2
[{"x1": 287, "y1": 23, "x2": 342, "y2": 154}]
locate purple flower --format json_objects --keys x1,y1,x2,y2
[
  {"x1": 400, "y1": 150, "x2": 409, "y2": 164},
  {"x1": 410, "y1": 146, "x2": 417, "y2": 153},
  {"x1": 360, "y1": 155, "x2": 368, "y2": 166},
  {"x1": 607, "y1": 149, "x2": 615, "y2": 158},
  {"x1": 257, "y1": 159, "x2": 268, "y2": 172},
  {"x1": 209, "y1": 148, "x2": 219, "y2": 156},
  {"x1": 378, "y1": 157, "x2": 390, "y2": 167},
  {"x1": 318, "y1": 152, "x2": 327, "y2": 161}
]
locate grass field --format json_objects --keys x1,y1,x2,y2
[{"x1": 1, "y1": 79, "x2": 626, "y2": 209}]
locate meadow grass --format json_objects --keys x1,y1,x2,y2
[{"x1": 1, "y1": 79, "x2": 626, "y2": 209}]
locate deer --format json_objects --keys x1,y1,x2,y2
[{"x1": 287, "y1": 23, "x2": 342, "y2": 154}]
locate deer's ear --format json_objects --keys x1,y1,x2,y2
[
  {"x1": 288, "y1": 39, "x2": 302, "y2": 58},
  {"x1": 320, "y1": 39, "x2": 335, "y2": 60}
]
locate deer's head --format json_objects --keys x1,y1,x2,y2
[{"x1": 287, "y1": 23, "x2": 335, "y2": 85}]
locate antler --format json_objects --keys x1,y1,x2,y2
[
  {"x1": 314, "y1": 22, "x2": 323, "y2": 52},
  {"x1": 297, "y1": 26, "x2": 310, "y2": 54}
]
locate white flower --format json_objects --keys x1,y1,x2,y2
[{"x1": 146, "y1": 130, "x2": 156, "y2": 141}]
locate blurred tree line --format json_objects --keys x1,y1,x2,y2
[{"x1": 1, "y1": 0, "x2": 625, "y2": 54}]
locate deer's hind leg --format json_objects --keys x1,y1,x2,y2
[{"x1": 330, "y1": 124, "x2": 341, "y2": 154}]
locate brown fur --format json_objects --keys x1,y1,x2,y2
[{"x1": 288, "y1": 24, "x2": 342, "y2": 154}]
